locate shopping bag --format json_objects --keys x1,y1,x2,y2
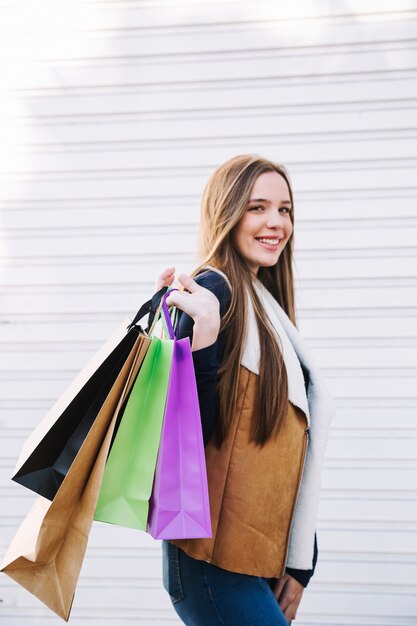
[
  {"x1": 94, "y1": 320, "x2": 175, "y2": 531},
  {"x1": 1, "y1": 333, "x2": 151, "y2": 621},
  {"x1": 147, "y1": 290, "x2": 212, "y2": 539},
  {"x1": 11, "y1": 288, "x2": 166, "y2": 501}
]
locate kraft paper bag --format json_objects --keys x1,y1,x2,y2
[
  {"x1": 1, "y1": 333, "x2": 151, "y2": 621},
  {"x1": 12, "y1": 321, "x2": 140, "y2": 500}
]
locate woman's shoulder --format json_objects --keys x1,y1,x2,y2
[{"x1": 194, "y1": 266, "x2": 231, "y2": 291}]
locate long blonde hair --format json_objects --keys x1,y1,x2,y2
[{"x1": 192, "y1": 154, "x2": 297, "y2": 447}]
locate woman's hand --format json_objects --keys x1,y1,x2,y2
[
  {"x1": 272, "y1": 573, "x2": 304, "y2": 623},
  {"x1": 162, "y1": 271, "x2": 221, "y2": 351}
]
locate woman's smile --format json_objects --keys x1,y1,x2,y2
[{"x1": 255, "y1": 236, "x2": 282, "y2": 251}]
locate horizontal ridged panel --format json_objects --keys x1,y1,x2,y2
[{"x1": 1, "y1": 1, "x2": 416, "y2": 625}]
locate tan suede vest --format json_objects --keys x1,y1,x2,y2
[{"x1": 170, "y1": 364, "x2": 309, "y2": 579}]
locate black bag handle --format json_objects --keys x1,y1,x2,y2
[{"x1": 126, "y1": 285, "x2": 169, "y2": 332}]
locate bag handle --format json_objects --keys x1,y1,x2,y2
[
  {"x1": 126, "y1": 286, "x2": 168, "y2": 332},
  {"x1": 126, "y1": 286, "x2": 180, "y2": 340},
  {"x1": 161, "y1": 288, "x2": 179, "y2": 340}
]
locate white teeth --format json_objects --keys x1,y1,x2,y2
[{"x1": 257, "y1": 238, "x2": 279, "y2": 245}]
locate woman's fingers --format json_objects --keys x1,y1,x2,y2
[
  {"x1": 165, "y1": 273, "x2": 203, "y2": 307},
  {"x1": 165, "y1": 274, "x2": 220, "y2": 325},
  {"x1": 155, "y1": 270, "x2": 203, "y2": 295},
  {"x1": 272, "y1": 576, "x2": 286, "y2": 601},
  {"x1": 176, "y1": 273, "x2": 203, "y2": 293},
  {"x1": 164, "y1": 288, "x2": 195, "y2": 310},
  {"x1": 273, "y1": 574, "x2": 303, "y2": 623},
  {"x1": 155, "y1": 266, "x2": 176, "y2": 291}
]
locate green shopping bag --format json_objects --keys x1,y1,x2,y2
[{"x1": 94, "y1": 334, "x2": 174, "y2": 530}]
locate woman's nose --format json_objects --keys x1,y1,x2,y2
[{"x1": 265, "y1": 209, "x2": 285, "y2": 229}]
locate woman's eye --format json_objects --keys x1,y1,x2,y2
[{"x1": 248, "y1": 205, "x2": 291, "y2": 213}]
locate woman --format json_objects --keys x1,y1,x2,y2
[{"x1": 149, "y1": 154, "x2": 336, "y2": 625}]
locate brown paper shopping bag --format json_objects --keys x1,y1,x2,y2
[{"x1": 1, "y1": 333, "x2": 151, "y2": 621}]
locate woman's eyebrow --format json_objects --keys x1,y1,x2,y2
[{"x1": 248, "y1": 198, "x2": 292, "y2": 205}]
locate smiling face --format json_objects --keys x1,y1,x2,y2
[{"x1": 231, "y1": 170, "x2": 293, "y2": 275}]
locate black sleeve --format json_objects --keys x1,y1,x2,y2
[
  {"x1": 146, "y1": 271, "x2": 231, "y2": 446},
  {"x1": 285, "y1": 532, "x2": 318, "y2": 588}
]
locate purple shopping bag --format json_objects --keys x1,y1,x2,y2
[{"x1": 147, "y1": 290, "x2": 212, "y2": 540}]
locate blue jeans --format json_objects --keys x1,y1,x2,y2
[{"x1": 162, "y1": 541, "x2": 290, "y2": 625}]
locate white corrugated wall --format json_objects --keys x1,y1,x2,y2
[{"x1": 0, "y1": 1, "x2": 416, "y2": 624}]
